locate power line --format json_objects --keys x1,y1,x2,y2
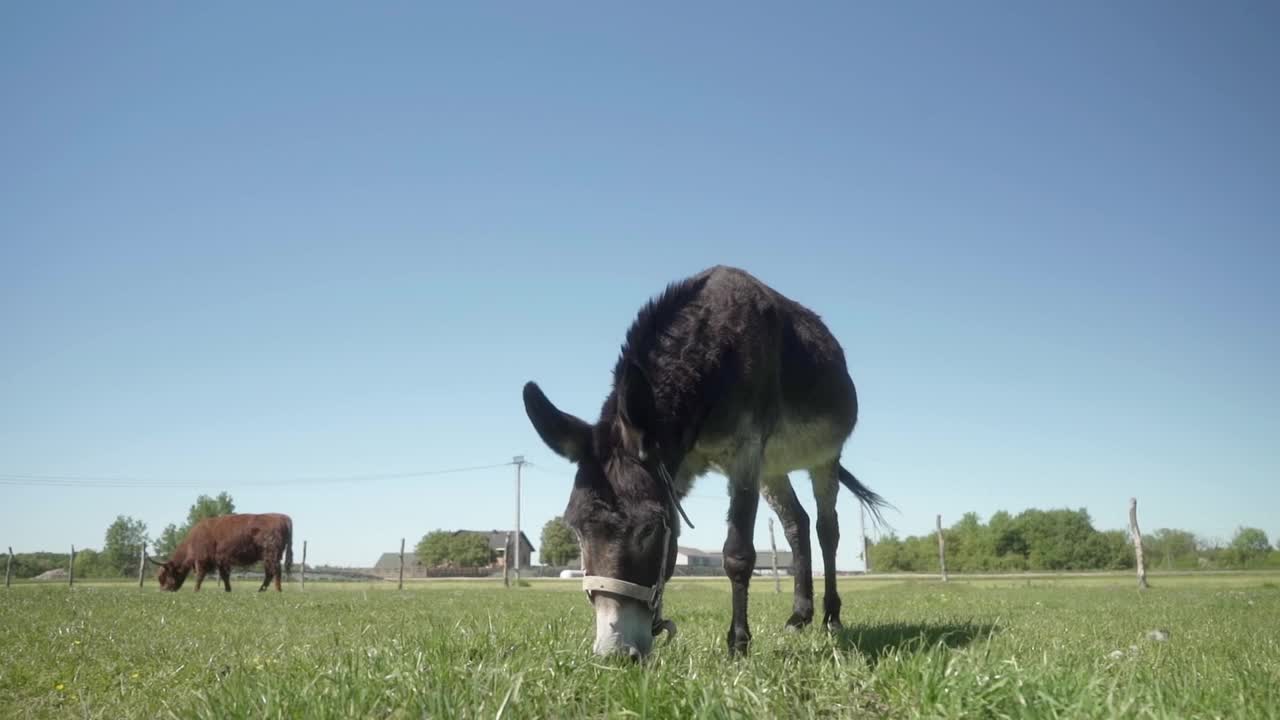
[{"x1": 0, "y1": 461, "x2": 519, "y2": 489}]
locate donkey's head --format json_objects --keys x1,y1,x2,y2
[{"x1": 522, "y1": 364, "x2": 678, "y2": 661}]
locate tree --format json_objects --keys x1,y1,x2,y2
[
  {"x1": 416, "y1": 531, "x2": 454, "y2": 567},
  {"x1": 864, "y1": 506, "x2": 1224, "y2": 573},
  {"x1": 186, "y1": 492, "x2": 235, "y2": 527},
  {"x1": 449, "y1": 532, "x2": 494, "y2": 568},
  {"x1": 155, "y1": 492, "x2": 236, "y2": 557},
  {"x1": 416, "y1": 531, "x2": 494, "y2": 568},
  {"x1": 155, "y1": 524, "x2": 183, "y2": 557},
  {"x1": 102, "y1": 515, "x2": 148, "y2": 576},
  {"x1": 1148, "y1": 528, "x2": 1199, "y2": 569},
  {"x1": 73, "y1": 548, "x2": 114, "y2": 578},
  {"x1": 539, "y1": 516, "x2": 579, "y2": 566},
  {"x1": 1230, "y1": 527, "x2": 1271, "y2": 566}
]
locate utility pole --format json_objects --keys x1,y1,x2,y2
[
  {"x1": 513, "y1": 455, "x2": 525, "y2": 581},
  {"x1": 137, "y1": 543, "x2": 147, "y2": 588}
]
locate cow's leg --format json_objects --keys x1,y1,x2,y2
[
  {"x1": 761, "y1": 474, "x2": 814, "y2": 630},
  {"x1": 723, "y1": 448, "x2": 763, "y2": 656},
  {"x1": 218, "y1": 564, "x2": 232, "y2": 592},
  {"x1": 258, "y1": 562, "x2": 273, "y2": 592},
  {"x1": 193, "y1": 562, "x2": 207, "y2": 592},
  {"x1": 273, "y1": 554, "x2": 283, "y2": 592},
  {"x1": 809, "y1": 460, "x2": 845, "y2": 631}
]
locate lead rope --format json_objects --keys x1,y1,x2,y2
[
  {"x1": 650, "y1": 453, "x2": 687, "y2": 644},
  {"x1": 656, "y1": 461, "x2": 694, "y2": 530}
]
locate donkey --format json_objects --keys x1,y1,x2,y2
[{"x1": 522, "y1": 265, "x2": 887, "y2": 660}]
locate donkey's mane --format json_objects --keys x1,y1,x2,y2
[
  {"x1": 589, "y1": 270, "x2": 720, "y2": 469},
  {"x1": 612, "y1": 272, "x2": 710, "y2": 387}
]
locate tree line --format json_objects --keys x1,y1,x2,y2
[
  {"x1": 869, "y1": 508, "x2": 1280, "y2": 573},
  {"x1": 6, "y1": 492, "x2": 237, "y2": 580}
]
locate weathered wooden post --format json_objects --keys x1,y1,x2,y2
[
  {"x1": 503, "y1": 532, "x2": 514, "y2": 588},
  {"x1": 860, "y1": 504, "x2": 870, "y2": 574},
  {"x1": 936, "y1": 515, "x2": 948, "y2": 582},
  {"x1": 137, "y1": 544, "x2": 147, "y2": 588},
  {"x1": 1129, "y1": 497, "x2": 1149, "y2": 590},
  {"x1": 5, "y1": 547, "x2": 13, "y2": 589},
  {"x1": 768, "y1": 517, "x2": 780, "y2": 593},
  {"x1": 300, "y1": 541, "x2": 307, "y2": 590},
  {"x1": 398, "y1": 538, "x2": 406, "y2": 591},
  {"x1": 69, "y1": 545, "x2": 76, "y2": 588}
]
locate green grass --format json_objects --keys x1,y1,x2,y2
[{"x1": 2, "y1": 573, "x2": 1279, "y2": 719}]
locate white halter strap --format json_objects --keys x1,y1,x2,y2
[{"x1": 582, "y1": 521, "x2": 672, "y2": 611}]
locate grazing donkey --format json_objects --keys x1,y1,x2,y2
[{"x1": 522, "y1": 265, "x2": 887, "y2": 660}]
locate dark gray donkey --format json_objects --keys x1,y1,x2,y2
[{"x1": 522, "y1": 265, "x2": 888, "y2": 660}]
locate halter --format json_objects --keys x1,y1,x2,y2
[
  {"x1": 581, "y1": 520, "x2": 672, "y2": 611},
  {"x1": 580, "y1": 452, "x2": 693, "y2": 618}
]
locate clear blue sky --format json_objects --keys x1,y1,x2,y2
[{"x1": 3, "y1": 2, "x2": 1277, "y2": 569}]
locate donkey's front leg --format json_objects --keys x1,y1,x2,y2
[{"x1": 723, "y1": 473, "x2": 761, "y2": 656}]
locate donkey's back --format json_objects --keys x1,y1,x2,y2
[{"x1": 671, "y1": 265, "x2": 858, "y2": 479}]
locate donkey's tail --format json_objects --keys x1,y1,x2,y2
[
  {"x1": 283, "y1": 517, "x2": 294, "y2": 581},
  {"x1": 837, "y1": 464, "x2": 893, "y2": 528}
]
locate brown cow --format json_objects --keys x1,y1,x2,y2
[{"x1": 150, "y1": 513, "x2": 294, "y2": 592}]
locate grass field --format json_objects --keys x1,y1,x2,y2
[{"x1": 2, "y1": 573, "x2": 1278, "y2": 719}]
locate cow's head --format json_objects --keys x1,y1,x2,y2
[
  {"x1": 149, "y1": 557, "x2": 188, "y2": 591},
  {"x1": 522, "y1": 366, "x2": 678, "y2": 662}
]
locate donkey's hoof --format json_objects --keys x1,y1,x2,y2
[
  {"x1": 784, "y1": 612, "x2": 813, "y2": 632},
  {"x1": 653, "y1": 618, "x2": 678, "y2": 644},
  {"x1": 823, "y1": 615, "x2": 844, "y2": 633}
]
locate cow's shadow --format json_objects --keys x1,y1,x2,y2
[{"x1": 832, "y1": 621, "x2": 999, "y2": 663}]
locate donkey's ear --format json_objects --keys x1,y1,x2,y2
[
  {"x1": 523, "y1": 382, "x2": 593, "y2": 462},
  {"x1": 616, "y1": 360, "x2": 657, "y2": 457}
]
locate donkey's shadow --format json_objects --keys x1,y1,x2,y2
[{"x1": 830, "y1": 621, "x2": 999, "y2": 664}]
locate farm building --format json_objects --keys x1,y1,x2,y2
[
  {"x1": 374, "y1": 530, "x2": 535, "y2": 577},
  {"x1": 676, "y1": 546, "x2": 722, "y2": 568},
  {"x1": 676, "y1": 546, "x2": 793, "y2": 575}
]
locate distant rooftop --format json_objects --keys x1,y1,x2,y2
[{"x1": 373, "y1": 529, "x2": 534, "y2": 568}]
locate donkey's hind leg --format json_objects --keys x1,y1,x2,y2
[
  {"x1": 761, "y1": 474, "x2": 814, "y2": 630},
  {"x1": 808, "y1": 460, "x2": 845, "y2": 631}
]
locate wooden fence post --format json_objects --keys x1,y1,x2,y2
[
  {"x1": 5, "y1": 547, "x2": 12, "y2": 589},
  {"x1": 1129, "y1": 498, "x2": 1149, "y2": 590},
  {"x1": 936, "y1": 515, "x2": 948, "y2": 582},
  {"x1": 503, "y1": 532, "x2": 513, "y2": 588},
  {"x1": 768, "y1": 517, "x2": 780, "y2": 593},
  {"x1": 860, "y1": 505, "x2": 870, "y2": 574},
  {"x1": 300, "y1": 541, "x2": 307, "y2": 590},
  {"x1": 69, "y1": 545, "x2": 76, "y2": 588},
  {"x1": 398, "y1": 538, "x2": 405, "y2": 591},
  {"x1": 137, "y1": 544, "x2": 147, "y2": 588}
]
